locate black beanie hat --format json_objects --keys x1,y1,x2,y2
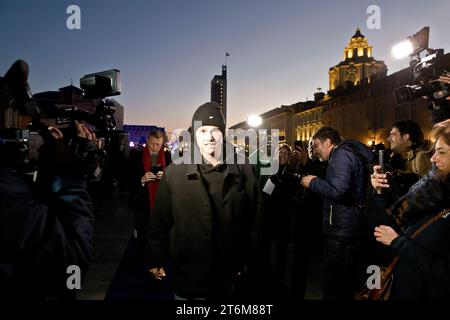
[{"x1": 191, "y1": 102, "x2": 226, "y2": 135}]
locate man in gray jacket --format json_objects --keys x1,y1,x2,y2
[{"x1": 147, "y1": 102, "x2": 264, "y2": 300}]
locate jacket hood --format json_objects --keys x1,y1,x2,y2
[{"x1": 337, "y1": 140, "x2": 374, "y2": 163}]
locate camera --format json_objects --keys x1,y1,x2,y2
[
  {"x1": 394, "y1": 49, "x2": 450, "y2": 113},
  {"x1": 0, "y1": 60, "x2": 128, "y2": 182},
  {"x1": 291, "y1": 172, "x2": 304, "y2": 180}
]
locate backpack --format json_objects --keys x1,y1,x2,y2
[{"x1": 337, "y1": 144, "x2": 377, "y2": 231}]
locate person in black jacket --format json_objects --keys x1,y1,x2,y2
[
  {"x1": 371, "y1": 119, "x2": 450, "y2": 299},
  {"x1": 147, "y1": 102, "x2": 265, "y2": 300},
  {"x1": 0, "y1": 122, "x2": 97, "y2": 300},
  {"x1": 128, "y1": 129, "x2": 171, "y2": 252},
  {"x1": 291, "y1": 140, "x2": 327, "y2": 300},
  {"x1": 301, "y1": 127, "x2": 373, "y2": 300},
  {"x1": 261, "y1": 143, "x2": 297, "y2": 285},
  {"x1": 0, "y1": 60, "x2": 98, "y2": 300}
]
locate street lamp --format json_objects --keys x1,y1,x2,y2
[
  {"x1": 247, "y1": 114, "x2": 262, "y2": 128},
  {"x1": 246, "y1": 115, "x2": 262, "y2": 163}
]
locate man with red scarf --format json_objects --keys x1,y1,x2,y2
[{"x1": 129, "y1": 129, "x2": 171, "y2": 252}]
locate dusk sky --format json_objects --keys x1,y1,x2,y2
[{"x1": 1, "y1": 0, "x2": 449, "y2": 131}]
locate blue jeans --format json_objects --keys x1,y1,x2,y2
[{"x1": 322, "y1": 236, "x2": 362, "y2": 300}]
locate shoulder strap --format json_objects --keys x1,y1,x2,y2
[
  {"x1": 384, "y1": 208, "x2": 450, "y2": 277},
  {"x1": 410, "y1": 208, "x2": 450, "y2": 239}
]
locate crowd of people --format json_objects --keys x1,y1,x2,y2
[
  {"x1": 1, "y1": 59, "x2": 450, "y2": 301},
  {"x1": 125, "y1": 100, "x2": 450, "y2": 301}
]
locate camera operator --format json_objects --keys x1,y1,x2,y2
[
  {"x1": 0, "y1": 61, "x2": 98, "y2": 300},
  {"x1": 429, "y1": 72, "x2": 450, "y2": 124}
]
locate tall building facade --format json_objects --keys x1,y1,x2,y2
[{"x1": 211, "y1": 65, "x2": 227, "y2": 123}]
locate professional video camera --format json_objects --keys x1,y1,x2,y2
[
  {"x1": 0, "y1": 60, "x2": 128, "y2": 183},
  {"x1": 394, "y1": 49, "x2": 449, "y2": 105},
  {"x1": 392, "y1": 27, "x2": 450, "y2": 124}
]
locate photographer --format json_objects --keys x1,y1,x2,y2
[
  {"x1": 386, "y1": 120, "x2": 433, "y2": 197},
  {"x1": 0, "y1": 61, "x2": 97, "y2": 300},
  {"x1": 429, "y1": 72, "x2": 450, "y2": 124}
]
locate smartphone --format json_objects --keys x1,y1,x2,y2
[
  {"x1": 294, "y1": 140, "x2": 305, "y2": 150},
  {"x1": 378, "y1": 150, "x2": 385, "y2": 174}
]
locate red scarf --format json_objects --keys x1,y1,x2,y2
[{"x1": 142, "y1": 146, "x2": 166, "y2": 214}]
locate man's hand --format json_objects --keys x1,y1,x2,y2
[
  {"x1": 74, "y1": 120, "x2": 96, "y2": 140},
  {"x1": 438, "y1": 73, "x2": 450, "y2": 85},
  {"x1": 149, "y1": 267, "x2": 166, "y2": 280},
  {"x1": 141, "y1": 172, "x2": 157, "y2": 184},
  {"x1": 371, "y1": 165, "x2": 390, "y2": 194},
  {"x1": 301, "y1": 175, "x2": 316, "y2": 188},
  {"x1": 374, "y1": 225, "x2": 399, "y2": 246},
  {"x1": 156, "y1": 171, "x2": 163, "y2": 180},
  {"x1": 434, "y1": 73, "x2": 450, "y2": 100}
]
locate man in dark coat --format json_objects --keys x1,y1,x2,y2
[
  {"x1": 301, "y1": 126, "x2": 373, "y2": 300},
  {"x1": 146, "y1": 102, "x2": 264, "y2": 300},
  {"x1": 290, "y1": 140, "x2": 327, "y2": 300},
  {"x1": 129, "y1": 128, "x2": 171, "y2": 252}
]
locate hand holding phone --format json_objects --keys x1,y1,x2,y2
[{"x1": 378, "y1": 150, "x2": 385, "y2": 174}]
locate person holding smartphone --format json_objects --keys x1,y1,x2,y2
[{"x1": 129, "y1": 129, "x2": 171, "y2": 251}]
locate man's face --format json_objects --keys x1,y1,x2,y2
[
  {"x1": 195, "y1": 126, "x2": 223, "y2": 159},
  {"x1": 312, "y1": 138, "x2": 332, "y2": 162},
  {"x1": 147, "y1": 136, "x2": 164, "y2": 153},
  {"x1": 388, "y1": 127, "x2": 410, "y2": 152}
]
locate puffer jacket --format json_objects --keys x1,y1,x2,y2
[{"x1": 310, "y1": 140, "x2": 373, "y2": 238}]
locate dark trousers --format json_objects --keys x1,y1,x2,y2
[
  {"x1": 292, "y1": 232, "x2": 322, "y2": 300},
  {"x1": 134, "y1": 209, "x2": 150, "y2": 254},
  {"x1": 322, "y1": 236, "x2": 362, "y2": 300}
]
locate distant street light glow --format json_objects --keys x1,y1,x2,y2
[
  {"x1": 247, "y1": 115, "x2": 262, "y2": 128},
  {"x1": 392, "y1": 40, "x2": 414, "y2": 59}
]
